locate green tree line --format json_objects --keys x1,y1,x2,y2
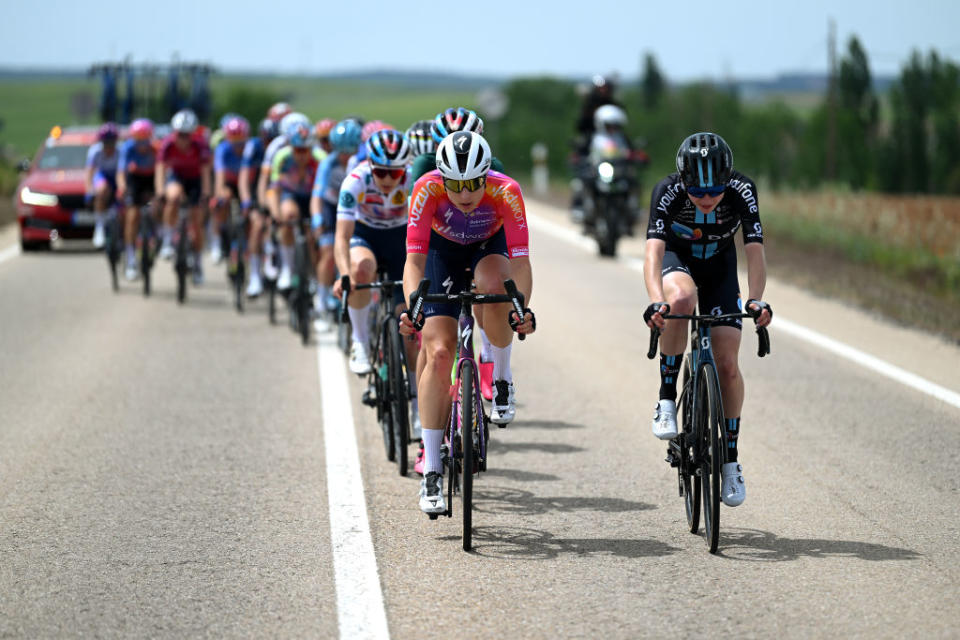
[{"x1": 493, "y1": 39, "x2": 960, "y2": 195}]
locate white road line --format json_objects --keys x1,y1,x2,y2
[
  {"x1": 526, "y1": 210, "x2": 960, "y2": 412},
  {"x1": 317, "y1": 333, "x2": 390, "y2": 640},
  {"x1": 0, "y1": 243, "x2": 20, "y2": 265}
]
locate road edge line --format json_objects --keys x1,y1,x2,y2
[
  {"x1": 318, "y1": 333, "x2": 390, "y2": 640},
  {"x1": 0, "y1": 242, "x2": 20, "y2": 265}
]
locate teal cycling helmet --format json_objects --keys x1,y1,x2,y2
[{"x1": 330, "y1": 119, "x2": 363, "y2": 153}]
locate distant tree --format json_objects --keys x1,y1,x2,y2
[
  {"x1": 641, "y1": 53, "x2": 666, "y2": 110},
  {"x1": 497, "y1": 77, "x2": 579, "y2": 176},
  {"x1": 836, "y1": 36, "x2": 879, "y2": 188},
  {"x1": 213, "y1": 85, "x2": 288, "y2": 129}
]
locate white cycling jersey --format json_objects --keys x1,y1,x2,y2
[{"x1": 336, "y1": 162, "x2": 409, "y2": 229}]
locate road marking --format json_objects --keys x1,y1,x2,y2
[
  {"x1": 0, "y1": 243, "x2": 20, "y2": 266},
  {"x1": 526, "y1": 210, "x2": 960, "y2": 412},
  {"x1": 317, "y1": 333, "x2": 390, "y2": 640}
]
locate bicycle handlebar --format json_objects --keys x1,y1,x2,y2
[
  {"x1": 406, "y1": 278, "x2": 530, "y2": 340},
  {"x1": 646, "y1": 312, "x2": 771, "y2": 359}
]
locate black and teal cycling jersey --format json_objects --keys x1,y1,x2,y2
[
  {"x1": 409, "y1": 153, "x2": 506, "y2": 184},
  {"x1": 647, "y1": 170, "x2": 763, "y2": 260}
]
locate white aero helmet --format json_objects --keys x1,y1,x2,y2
[
  {"x1": 171, "y1": 108, "x2": 199, "y2": 133},
  {"x1": 436, "y1": 131, "x2": 492, "y2": 180},
  {"x1": 594, "y1": 104, "x2": 627, "y2": 130}
]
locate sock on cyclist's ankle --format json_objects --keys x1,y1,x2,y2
[
  {"x1": 349, "y1": 302, "x2": 372, "y2": 344},
  {"x1": 726, "y1": 417, "x2": 740, "y2": 462},
  {"x1": 423, "y1": 428, "x2": 444, "y2": 474},
  {"x1": 491, "y1": 343, "x2": 512, "y2": 382},
  {"x1": 479, "y1": 328, "x2": 494, "y2": 362},
  {"x1": 249, "y1": 254, "x2": 261, "y2": 275},
  {"x1": 659, "y1": 353, "x2": 682, "y2": 401},
  {"x1": 280, "y1": 245, "x2": 294, "y2": 270}
]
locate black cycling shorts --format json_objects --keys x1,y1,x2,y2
[
  {"x1": 662, "y1": 245, "x2": 743, "y2": 329},
  {"x1": 125, "y1": 174, "x2": 155, "y2": 207},
  {"x1": 422, "y1": 228, "x2": 508, "y2": 319},
  {"x1": 167, "y1": 175, "x2": 202, "y2": 206},
  {"x1": 349, "y1": 223, "x2": 407, "y2": 307}
]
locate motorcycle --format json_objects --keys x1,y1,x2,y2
[{"x1": 577, "y1": 157, "x2": 638, "y2": 257}]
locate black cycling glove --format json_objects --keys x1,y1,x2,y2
[
  {"x1": 643, "y1": 302, "x2": 670, "y2": 326},
  {"x1": 745, "y1": 299, "x2": 772, "y2": 320}
]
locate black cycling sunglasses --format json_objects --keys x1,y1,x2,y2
[{"x1": 687, "y1": 184, "x2": 726, "y2": 198}]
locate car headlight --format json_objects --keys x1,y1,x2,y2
[
  {"x1": 20, "y1": 187, "x2": 59, "y2": 207},
  {"x1": 597, "y1": 162, "x2": 615, "y2": 183}
]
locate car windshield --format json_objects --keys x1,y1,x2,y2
[{"x1": 36, "y1": 145, "x2": 89, "y2": 170}]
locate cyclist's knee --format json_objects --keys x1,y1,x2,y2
[
  {"x1": 351, "y1": 259, "x2": 375, "y2": 283},
  {"x1": 667, "y1": 288, "x2": 697, "y2": 314},
  {"x1": 426, "y1": 342, "x2": 455, "y2": 374},
  {"x1": 715, "y1": 354, "x2": 740, "y2": 384}
]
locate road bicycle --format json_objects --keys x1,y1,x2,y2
[
  {"x1": 343, "y1": 272, "x2": 412, "y2": 476},
  {"x1": 103, "y1": 203, "x2": 122, "y2": 292},
  {"x1": 647, "y1": 311, "x2": 770, "y2": 553},
  {"x1": 408, "y1": 277, "x2": 530, "y2": 551}
]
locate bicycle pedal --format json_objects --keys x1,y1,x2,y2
[
  {"x1": 428, "y1": 513, "x2": 439, "y2": 521},
  {"x1": 361, "y1": 389, "x2": 377, "y2": 407}
]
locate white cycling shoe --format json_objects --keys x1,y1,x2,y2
[
  {"x1": 419, "y1": 471, "x2": 446, "y2": 514},
  {"x1": 277, "y1": 266, "x2": 292, "y2": 291},
  {"x1": 246, "y1": 274, "x2": 263, "y2": 298},
  {"x1": 348, "y1": 340, "x2": 372, "y2": 375},
  {"x1": 721, "y1": 462, "x2": 746, "y2": 507},
  {"x1": 490, "y1": 380, "x2": 516, "y2": 425},
  {"x1": 652, "y1": 400, "x2": 678, "y2": 440},
  {"x1": 92, "y1": 222, "x2": 106, "y2": 249}
]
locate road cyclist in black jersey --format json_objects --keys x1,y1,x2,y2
[{"x1": 643, "y1": 132, "x2": 772, "y2": 508}]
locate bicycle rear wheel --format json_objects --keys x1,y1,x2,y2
[
  {"x1": 175, "y1": 228, "x2": 188, "y2": 304},
  {"x1": 459, "y1": 359, "x2": 475, "y2": 551},
  {"x1": 698, "y1": 363, "x2": 723, "y2": 553},
  {"x1": 105, "y1": 215, "x2": 120, "y2": 292},
  {"x1": 679, "y1": 358, "x2": 700, "y2": 534},
  {"x1": 386, "y1": 318, "x2": 410, "y2": 476}
]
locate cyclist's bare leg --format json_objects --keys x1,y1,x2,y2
[
  {"x1": 661, "y1": 271, "x2": 697, "y2": 355},
  {"x1": 418, "y1": 316, "x2": 457, "y2": 431},
  {"x1": 124, "y1": 203, "x2": 139, "y2": 247},
  {"x1": 189, "y1": 204, "x2": 204, "y2": 252},
  {"x1": 94, "y1": 182, "x2": 112, "y2": 214},
  {"x1": 473, "y1": 254, "x2": 513, "y2": 347},
  {"x1": 347, "y1": 246, "x2": 376, "y2": 308},
  {"x1": 712, "y1": 326, "x2": 744, "y2": 418},
  {"x1": 163, "y1": 182, "x2": 184, "y2": 247}
]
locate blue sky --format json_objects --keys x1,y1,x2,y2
[{"x1": 3, "y1": 0, "x2": 958, "y2": 81}]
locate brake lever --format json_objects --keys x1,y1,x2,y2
[{"x1": 503, "y1": 279, "x2": 527, "y2": 341}]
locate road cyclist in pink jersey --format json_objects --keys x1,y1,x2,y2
[{"x1": 399, "y1": 131, "x2": 536, "y2": 515}]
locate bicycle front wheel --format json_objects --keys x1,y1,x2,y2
[
  {"x1": 697, "y1": 363, "x2": 723, "y2": 553},
  {"x1": 459, "y1": 359, "x2": 475, "y2": 551},
  {"x1": 386, "y1": 317, "x2": 410, "y2": 476},
  {"x1": 376, "y1": 322, "x2": 395, "y2": 463}
]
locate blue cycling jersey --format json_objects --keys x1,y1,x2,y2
[
  {"x1": 241, "y1": 137, "x2": 265, "y2": 170},
  {"x1": 214, "y1": 139, "x2": 244, "y2": 183},
  {"x1": 118, "y1": 139, "x2": 156, "y2": 176}
]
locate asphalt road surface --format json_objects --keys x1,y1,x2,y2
[{"x1": 1, "y1": 202, "x2": 958, "y2": 639}]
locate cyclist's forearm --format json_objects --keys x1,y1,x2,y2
[
  {"x1": 509, "y1": 256, "x2": 533, "y2": 305},
  {"x1": 644, "y1": 240, "x2": 666, "y2": 301},
  {"x1": 744, "y1": 243, "x2": 767, "y2": 301},
  {"x1": 403, "y1": 253, "x2": 427, "y2": 303},
  {"x1": 154, "y1": 164, "x2": 165, "y2": 196},
  {"x1": 333, "y1": 219, "x2": 354, "y2": 276},
  {"x1": 257, "y1": 170, "x2": 268, "y2": 205},
  {"x1": 84, "y1": 167, "x2": 94, "y2": 193},
  {"x1": 201, "y1": 165, "x2": 212, "y2": 195},
  {"x1": 238, "y1": 168, "x2": 252, "y2": 202}
]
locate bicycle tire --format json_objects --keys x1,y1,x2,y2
[
  {"x1": 106, "y1": 216, "x2": 120, "y2": 292},
  {"x1": 175, "y1": 220, "x2": 189, "y2": 304},
  {"x1": 235, "y1": 258, "x2": 245, "y2": 313},
  {"x1": 386, "y1": 317, "x2": 410, "y2": 476},
  {"x1": 267, "y1": 280, "x2": 276, "y2": 324},
  {"x1": 373, "y1": 321, "x2": 395, "y2": 462},
  {"x1": 698, "y1": 363, "x2": 723, "y2": 553},
  {"x1": 679, "y1": 357, "x2": 700, "y2": 534},
  {"x1": 140, "y1": 219, "x2": 152, "y2": 297},
  {"x1": 459, "y1": 359, "x2": 475, "y2": 551}
]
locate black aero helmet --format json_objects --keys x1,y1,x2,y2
[{"x1": 676, "y1": 132, "x2": 733, "y2": 188}]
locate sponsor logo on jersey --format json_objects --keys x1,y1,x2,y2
[
  {"x1": 671, "y1": 222, "x2": 702, "y2": 240},
  {"x1": 339, "y1": 192, "x2": 356, "y2": 209},
  {"x1": 510, "y1": 247, "x2": 529, "y2": 258},
  {"x1": 409, "y1": 187, "x2": 429, "y2": 227},
  {"x1": 728, "y1": 177, "x2": 759, "y2": 214},
  {"x1": 655, "y1": 181, "x2": 684, "y2": 215},
  {"x1": 391, "y1": 190, "x2": 406, "y2": 206}
]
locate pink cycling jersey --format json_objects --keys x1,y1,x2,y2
[{"x1": 407, "y1": 170, "x2": 530, "y2": 258}]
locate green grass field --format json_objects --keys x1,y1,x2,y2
[{"x1": 0, "y1": 75, "x2": 480, "y2": 160}]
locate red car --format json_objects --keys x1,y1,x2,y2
[{"x1": 15, "y1": 125, "x2": 100, "y2": 250}]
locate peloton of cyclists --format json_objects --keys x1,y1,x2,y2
[
  {"x1": 643, "y1": 132, "x2": 772, "y2": 508},
  {"x1": 400, "y1": 131, "x2": 536, "y2": 515}
]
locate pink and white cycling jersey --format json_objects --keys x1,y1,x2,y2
[
  {"x1": 407, "y1": 170, "x2": 530, "y2": 258},
  {"x1": 336, "y1": 162, "x2": 409, "y2": 230}
]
